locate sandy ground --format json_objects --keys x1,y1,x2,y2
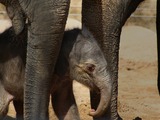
[
  {"x1": 117, "y1": 26, "x2": 160, "y2": 120},
  {"x1": 4, "y1": 26, "x2": 159, "y2": 120}
]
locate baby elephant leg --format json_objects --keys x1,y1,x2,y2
[
  {"x1": 51, "y1": 79, "x2": 80, "y2": 120},
  {"x1": 13, "y1": 100, "x2": 23, "y2": 120},
  {"x1": 0, "y1": 82, "x2": 14, "y2": 119}
]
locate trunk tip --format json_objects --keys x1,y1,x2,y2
[{"x1": 88, "y1": 109, "x2": 101, "y2": 118}]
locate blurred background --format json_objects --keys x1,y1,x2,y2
[{"x1": 0, "y1": 0, "x2": 156, "y2": 31}]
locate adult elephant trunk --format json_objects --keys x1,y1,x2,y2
[
  {"x1": 82, "y1": 0, "x2": 143, "y2": 119},
  {"x1": 157, "y1": 0, "x2": 160, "y2": 94},
  {"x1": 18, "y1": 0, "x2": 70, "y2": 119}
]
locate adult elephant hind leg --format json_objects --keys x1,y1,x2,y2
[
  {"x1": 51, "y1": 79, "x2": 80, "y2": 120},
  {"x1": 156, "y1": 0, "x2": 160, "y2": 95},
  {"x1": 17, "y1": 0, "x2": 71, "y2": 119}
]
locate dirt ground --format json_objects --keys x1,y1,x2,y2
[{"x1": 4, "y1": 25, "x2": 160, "y2": 120}]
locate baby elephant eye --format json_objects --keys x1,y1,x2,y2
[{"x1": 86, "y1": 63, "x2": 96, "y2": 73}]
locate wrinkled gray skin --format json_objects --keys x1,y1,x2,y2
[
  {"x1": 0, "y1": 26, "x2": 111, "y2": 120},
  {"x1": 0, "y1": 0, "x2": 150, "y2": 120}
]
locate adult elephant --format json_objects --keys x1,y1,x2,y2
[{"x1": 1, "y1": 0, "x2": 159, "y2": 120}]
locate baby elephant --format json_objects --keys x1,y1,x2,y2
[{"x1": 0, "y1": 26, "x2": 112, "y2": 119}]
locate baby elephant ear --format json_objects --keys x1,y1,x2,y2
[{"x1": 85, "y1": 63, "x2": 96, "y2": 73}]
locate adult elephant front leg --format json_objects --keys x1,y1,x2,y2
[
  {"x1": 82, "y1": 0, "x2": 143, "y2": 119},
  {"x1": 18, "y1": 0, "x2": 70, "y2": 120}
]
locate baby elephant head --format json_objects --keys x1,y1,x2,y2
[{"x1": 69, "y1": 28, "x2": 112, "y2": 117}]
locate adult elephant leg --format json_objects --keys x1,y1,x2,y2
[
  {"x1": 82, "y1": 0, "x2": 142, "y2": 119},
  {"x1": 13, "y1": 100, "x2": 23, "y2": 120},
  {"x1": 82, "y1": 1, "x2": 123, "y2": 119},
  {"x1": 18, "y1": 0, "x2": 70, "y2": 119},
  {"x1": 157, "y1": 0, "x2": 160, "y2": 94}
]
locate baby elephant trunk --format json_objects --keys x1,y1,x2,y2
[{"x1": 89, "y1": 76, "x2": 112, "y2": 118}]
